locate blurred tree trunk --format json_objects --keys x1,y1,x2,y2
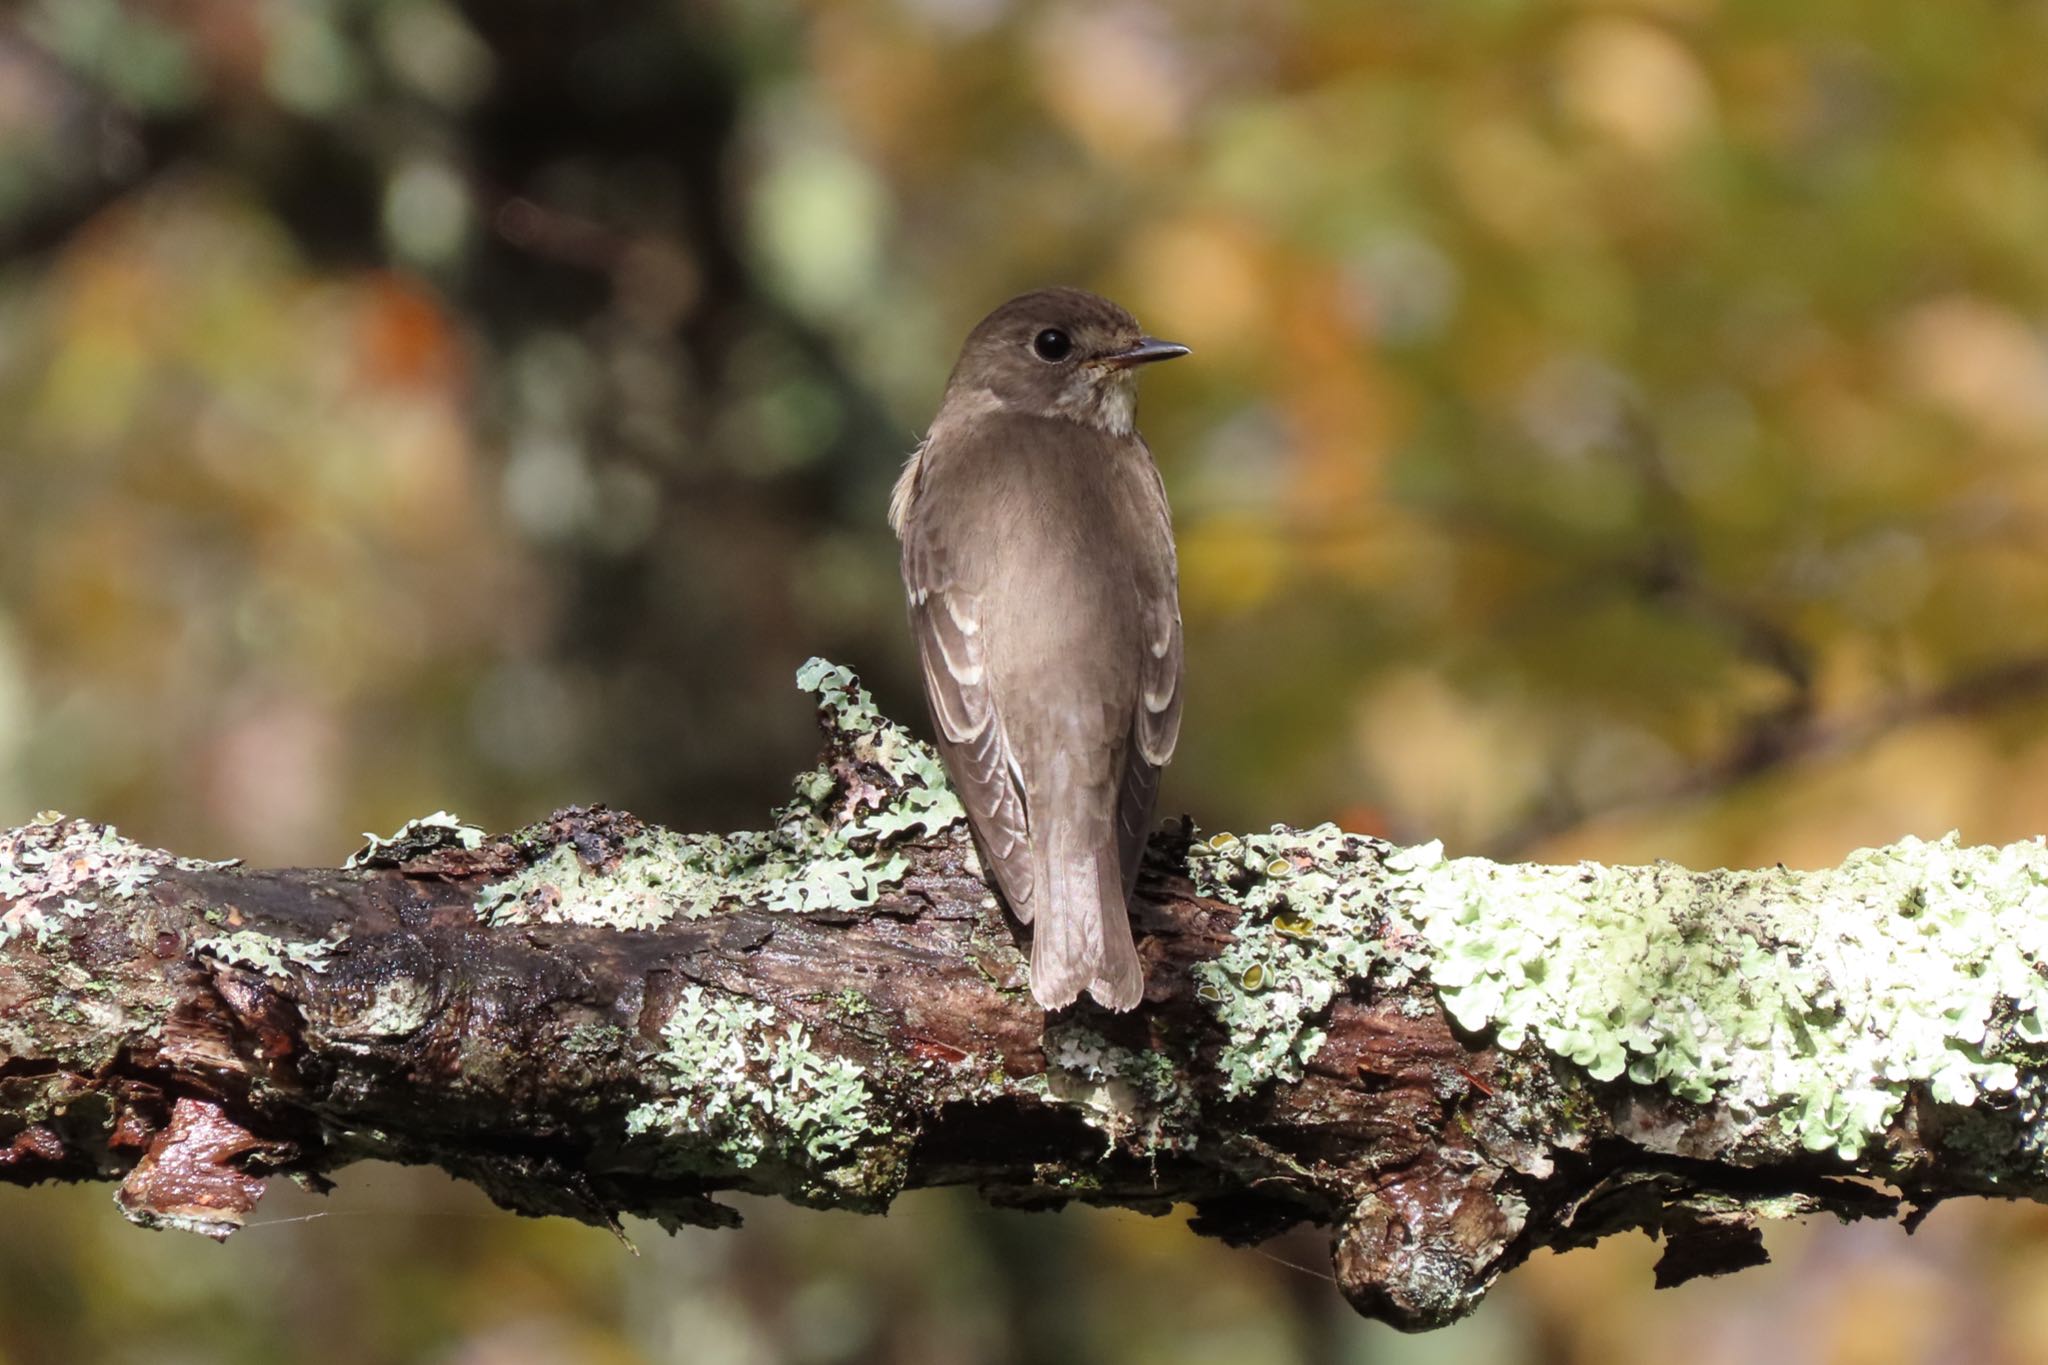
[{"x1": 0, "y1": 1, "x2": 914, "y2": 833}]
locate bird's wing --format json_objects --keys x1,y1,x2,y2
[
  {"x1": 1113, "y1": 737, "x2": 1161, "y2": 901},
  {"x1": 1116, "y1": 449, "x2": 1185, "y2": 896},
  {"x1": 902, "y1": 507, "x2": 1036, "y2": 918}
]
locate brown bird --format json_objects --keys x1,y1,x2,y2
[{"x1": 890, "y1": 288, "x2": 1187, "y2": 1011}]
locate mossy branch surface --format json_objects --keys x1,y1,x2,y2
[{"x1": 3, "y1": 660, "x2": 2045, "y2": 1329}]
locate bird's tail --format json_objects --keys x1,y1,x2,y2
[{"x1": 1029, "y1": 811, "x2": 1144, "y2": 1012}]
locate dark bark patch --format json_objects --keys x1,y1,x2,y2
[{"x1": 1653, "y1": 1211, "x2": 1770, "y2": 1287}]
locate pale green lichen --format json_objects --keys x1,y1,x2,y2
[
  {"x1": 796, "y1": 658, "x2": 966, "y2": 840},
  {"x1": 1, "y1": 814, "x2": 211, "y2": 947},
  {"x1": 827, "y1": 988, "x2": 872, "y2": 1020},
  {"x1": 334, "y1": 977, "x2": 436, "y2": 1039},
  {"x1": 1043, "y1": 1020, "x2": 1199, "y2": 1152},
  {"x1": 626, "y1": 986, "x2": 874, "y2": 1170},
  {"x1": 345, "y1": 810, "x2": 485, "y2": 869},
  {"x1": 478, "y1": 660, "x2": 957, "y2": 930},
  {"x1": 1393, "y1": 832, "x2": 2048, "y2": 1159},
  {"x1": 1188, "y1": 824, "x2": 1417, "y2": 1099},
  {"x1": 1188, "y1": 823, "x2": 2048, "y2": 1162},
  {"x1": 4, "y1": 896, "x2": 92, "y2": 951},
  {"x1": 478, "y1": 819, "x2": 913, "y2": 929},
  {"x1": 194, "y1": 928, "x2": 349, "y2": 978}
]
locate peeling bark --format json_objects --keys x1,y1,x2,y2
[{"x1": 3, "y1": 671, "x2": 2046, "y2": 1330}]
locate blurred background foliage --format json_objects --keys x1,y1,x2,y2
[{"x1": 4, "y1": 0, "x2": 2048, "y2": 1361}]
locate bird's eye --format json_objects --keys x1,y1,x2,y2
[{"x1": 1031, "y1": 328, "x2": 1073, "y2": 362}]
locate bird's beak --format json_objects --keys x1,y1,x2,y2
[{"x1": 1100, "y1": 337, "x2": 1191, "y2": 369}]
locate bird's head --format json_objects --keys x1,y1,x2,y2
[{"x1": 941, "y1": 287, "x2": 1189, "y2": 436}]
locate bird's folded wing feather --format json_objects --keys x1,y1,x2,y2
[
  {"x1": 903, "y1": 522, "x2": 1036, "y2": 918},
  {"x1": 1117, "y1": 451, "x2": 1185, "y2": 892}
]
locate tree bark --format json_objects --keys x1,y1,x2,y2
[{"x1": 3, "y1": 661, "x2": 2044, "y2": 1330}]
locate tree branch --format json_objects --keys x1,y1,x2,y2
[{"x1": 4, "y1": 661, "x2": 2046, "y2": 1331}]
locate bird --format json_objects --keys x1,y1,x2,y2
[{"x1": 890, "y1": 287, "x2": 1187, "y2": 1011}]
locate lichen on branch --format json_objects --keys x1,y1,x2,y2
[
  {"x1": 1187, "y1": 822, "x2": 2048, "y2": 1166},
  {"x1": 475, "y1": 659, "x2": 964, "y2": 930},
  {"x1": 2, "y1": 658, "x2": 2047, "y2": 1331}
]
